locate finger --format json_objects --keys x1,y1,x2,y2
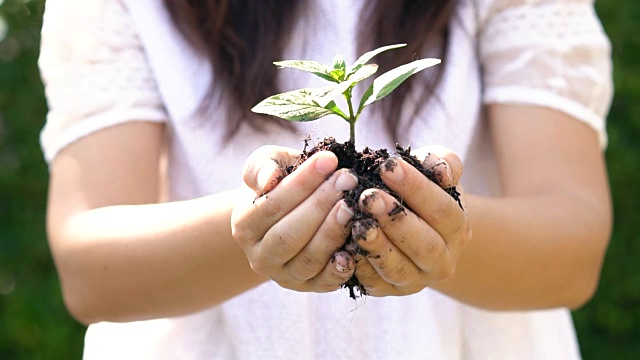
[
  {"x1": 411, "y1": 145, "x2": 463, "y2": 188},
  {"x1": 232, "y1": 151, "x2": 339, "y2": 246},
  {"x1": 353, "y1": 254, "x2": 395, "y2": 297},
  {"x1": 254, "y1": 170, "x2": 358, "y2": 268},
  {"x1": 284, "y1": 200, "x2": 354, "y2": 281},
  {"x1": 377, "y1": 157, "x2": 470, "y2": 246},
  {"x1": 242, "y1": 145, "x2": 302, "y2": 194},
  {"x1": 358, "y1": 189, "x2": 455, "y2": 280},
  {"x1": 351, "y1": 216, "x2": 424, "y2": 288},
  {"x1": 309, "y1": 251, "x2": 356, "y2": 292}
]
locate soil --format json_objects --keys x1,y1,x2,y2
[{"x1": 283, "y1": 137, "x2": 462, "y2": 299}]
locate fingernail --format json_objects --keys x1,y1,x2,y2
[
  {"x1": 363, "y1": 226, "x2": 378, "y2": 242},
  {"x1": 423, "y1": 154, "x2": 452, "y2": 187},
  {"x1": 336, "y1": 204, "x2": 354, "y2": 225},
  {"x1": 257, "y1": 165, "x2": 277, "y2": 191},
  {"x1": 362, "y1": 191, "x2": 385, "y2": 215},
  {"x1": 422, "y1": 153, "x2": 440, "y2": 169},
  {"x1": 315, "y1": 155, "x2": 336, "y2": 176},
  {"x1": 381, "y1": 158, "x2": 404, "y2": 183},
  {"x1": 352, "y1": 218, "x2": 377, "y2": 243},
  {"x1": 333, "y1": 251, "x2": 354, "y2": 273},
  {"x1": 335, "y1": 171, "x2": 358, "y2": 191},
  {"x1": 345, "y1": 242, "x2": 358, "y2": 254}
]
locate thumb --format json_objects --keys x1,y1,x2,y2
[
  {"x1": 242, "y1": 145, "x2": 302, "y2": 194},
  {"x1": 412, "y1": 145, "x2": 463, "y2": 189}
]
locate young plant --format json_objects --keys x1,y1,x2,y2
[{"x1": 251, "y1": 44, "x2": 440, "y2": 144}]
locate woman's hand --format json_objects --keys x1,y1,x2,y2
[
  {"x1": 231, "y1": 146, "x2": 358, "y2": 293},
  {"x1": 353, "y1": 146, "x2": 471, "y2": 296}
]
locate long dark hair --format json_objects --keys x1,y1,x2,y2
[{"x1": 163, "y1": 0, "x2": 457, "y2": 142}]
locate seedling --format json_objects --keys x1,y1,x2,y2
[
  {"x1": 251, "y1": 44, "x2": 448, "y2": 299},
  {"x1": 252, "y1": 44, "x2": 440, "y2": 144}
]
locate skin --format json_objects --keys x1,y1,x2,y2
[
  {"x1": 46, "y1": 104, "x2": 611, "y2": 324},
  {"x1": 232, "y1": 149, "x2": 359, "y2": 291}
]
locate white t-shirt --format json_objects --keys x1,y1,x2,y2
[{"x1": 39, "y1": 0, "x2": 613, "y2": 358}]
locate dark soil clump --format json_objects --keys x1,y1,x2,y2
[{"x1": 284, "y1": 137, "x2": 462, "y2": 299}]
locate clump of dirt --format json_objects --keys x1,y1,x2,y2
[{"x1": 284, "y1": 137, "x2": 461, "y2": 299}]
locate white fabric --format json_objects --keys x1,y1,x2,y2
[
  {"x1": 38, "y1": 0, "x2": 612, "y2": 358},
  {"x1": 478, "y1": 0, "x2": 612, "y2": 147},
  {"x1": 38, "y1": 0, "x2": 166, "y2": 163}
]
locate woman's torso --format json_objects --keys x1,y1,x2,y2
[{"x1": 42, "y1": 0, "x2": 589, "y2": 358}]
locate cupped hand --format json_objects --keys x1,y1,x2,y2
[
  {"x1": 231, "y1": 146, "x2": 358, "y2": 293},
  {"x1": 352, "y1": 145, "x2": 471, "y2": 296}
]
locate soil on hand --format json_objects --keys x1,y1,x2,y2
[{"x1": 283, "y1": 137, "x2": 462, "y2": 299}]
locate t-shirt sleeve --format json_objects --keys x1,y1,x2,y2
[
  {"x1": 478, "y1": 0, "x2": 613, "y2": 147},
  {"x1": 38, "y1": 0, "x2": 167, "y2": 163}
]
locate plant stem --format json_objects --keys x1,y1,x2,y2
[
  {"x1": 349, "y1": 121, "x2": 355, "y2": 143},
  {"x1": 345, "y1": 91, "x2": 356, "y2": 144}
]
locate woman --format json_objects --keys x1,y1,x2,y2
[{"x1": 39, "y1": 0, "x2": 613, "y2": 358}]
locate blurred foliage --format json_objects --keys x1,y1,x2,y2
[
  {"x1": 0, "y1": 0, "x2": 637, "y2": 358},
  {"x1": 0, "y1": 0, "x2": 86, "y2": 359},
  {"x1": 571, "y1": 1, "x2": 640, "y2": 359}
]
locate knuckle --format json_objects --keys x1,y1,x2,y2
[
  {"x1": 436, "y1": 261, "x2": 456, "y2": 282},
  {"x1": 355, "y1": 263, "x2": 377, "y2": 283},
  {"x1": 259, "y1": 224, "x2": 305, "y2": 267},
  {"x1": 310, "y1": 191, "x2": 335, "y2": 215},
  {"x1": 249, "y1": 257, "x2": 269, "y2": 277},
  {"x1": 230, "y1": 225, "x2": 246, "y2": 243},
  {"x1": 285, "y1": 253, "x2": 320, "y2": 281},
  {"x1": 269, "y1": 227, "x2": 302, "y2": 257},
  {"x1": 387, "y1": 261, "x2": 417, "y2": 286},
  {"x1": 230, "y1": 224, "x2": 258, "y2": 247},
  {"x1": 426, "y1": 196, "x2": 457, "y2": 225},
  {"x1": 261, "y1": 198, "x2": 284, "y2": 222},
  {"x1": 318, "y1": 224, "x2": 347, "y2": 248},
  {"x1": 230, "y1": 208, "x2": 258, "y2": 245},
  {"x1": 415, "y1": 231, "x2": 442, "y2": 259}
]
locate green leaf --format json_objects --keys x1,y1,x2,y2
[
  {"x1": 347, "y1": 43, "x2": 407, "y2": 77},
  {"x1": 333, "y1": 55, "x2": 346, "y2": 71},
  {"x1": 324, "y1": 100, "x2": 350, "y2": 121},
  {"x1": 357, "y1": 58, "x2": 441, "y2": 114},
  {"x1": 330, "y1": 55, "x2": 347, "y2": 81},
  {"x1": 252, "y1": 87, "x2": 347, "y2": 122},
  {"x1": 314, "y1": 80, "x2": 355, "y2": 107},
  {"x1": 273, "y1": 60, "x2": 339, "y2": 83},
  {"x1": 347, "y1": 64, "x2": 378, "y2": 84},
  {"x1": 329, "y1": 69, "x2": 346, "y2": 82}
]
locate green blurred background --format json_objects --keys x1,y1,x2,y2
[{"x1": 0, "y1": 0, "x2": 638, "y2": 358}]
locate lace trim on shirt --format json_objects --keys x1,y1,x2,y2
[
  {"x1": 479, "y1": 0, "x2": 613, "y2": 147},
  {"x1": 39, "y1": 0, "x2": 166, "y2": 163}
]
